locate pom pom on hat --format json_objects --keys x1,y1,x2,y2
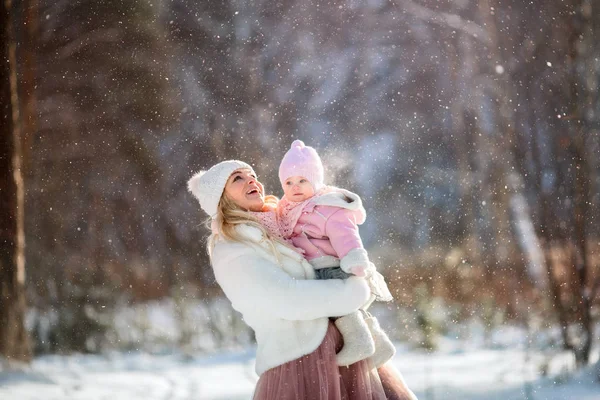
[
  {"x1": 187, "y1": 160, "x2": 254, "y2": 218},
  {"x1": 278, "y1": 140, "x2": 324, "y2": 191}
]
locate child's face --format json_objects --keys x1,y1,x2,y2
[{"x1": 283, "y1": 176, "x2": 315, "y2": 202}]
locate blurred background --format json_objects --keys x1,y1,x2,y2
[{"x1": 1, "y1": 0, "x2": 599, "y2": 398}]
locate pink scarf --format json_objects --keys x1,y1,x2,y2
[
  {"x1": 248, "y1": 210, "x2": 285, "y2": 241},
  {"x1": 277, "y1": 197, "x2": 311, "y2": 239},
  {"x1": 277, "y1": 187, "x2": 334, "y2": 238},
  {"x1": 248, "y1": 210, "x2": 303, "y2": 252},
  {"x1": 211, "y1": 211, "x2": 297, "y2": 249}
]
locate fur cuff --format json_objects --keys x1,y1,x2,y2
[{"x1": 340, "y1": 248, "x2": 370, "y2": 274}]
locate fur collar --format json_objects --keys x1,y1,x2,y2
[
  {"x1": 308, "y1": 187, "x2": 366, "y2": 225},
  {"x1": 234, "y1": 223, "x2": 305, "y2": 261},
  {"x1": 309, "y1": 187, "x2": 365, "y2": 212}
]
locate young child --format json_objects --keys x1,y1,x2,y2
[{"x1": 277, "y1": 140, "x2": 395, "y2": 367}]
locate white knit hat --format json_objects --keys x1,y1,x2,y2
[{"x1": 187, "y1": 160, "x2": 255, "y2": 218}]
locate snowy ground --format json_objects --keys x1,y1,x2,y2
[
  {"x1": 4, "y1": 300, "x2": 598, "y2": 399},
  {"x1": 1, "y1": 343, "x2": 598, "y2": 400}
]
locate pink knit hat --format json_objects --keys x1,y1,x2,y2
[{"x1": 279, "y1": 140, "x2": 324, "y2": 191}]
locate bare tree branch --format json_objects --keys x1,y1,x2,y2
[{"x1": 394, "y1": 0, "x2": 491, "y2": 45}]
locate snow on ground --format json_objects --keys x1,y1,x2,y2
[
  {"x1": 5, "y1": 300, "x2": 599, "y2": 399},
  {"x1": 1, "y1": 343, "x2": 598, "y2": 400}
]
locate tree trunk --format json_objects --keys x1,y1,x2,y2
[
  {"x1": 0, "y1": 0, "x2": 32, "y2": 362},
  {"x1": 569, "y1": 0, "x2": 597, "y2": 367},
  {"x1": 20, "y1": 0, "x2": 38, "y2": 177}
]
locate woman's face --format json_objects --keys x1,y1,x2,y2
[{"x1": 224, "y1": 168, "x2": 265, "y2": 212}]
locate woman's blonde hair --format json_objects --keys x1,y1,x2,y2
[{"x1": 206, "y1": 192, "x2": 283, "y2": 259}]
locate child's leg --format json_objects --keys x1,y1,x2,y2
[
  {"x1": 314, "y1": 267, "x2": 376, "y2": 366},
  {"x1": 362, "y1": 310, "x2": 396, "y2": 368},
  {"x1": 314, "y1": 266, "x2": 352, "y2": 280},
  {"x1": 334, "y1": 310, "x2": 375, "y2": 366}
]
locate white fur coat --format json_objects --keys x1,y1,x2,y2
[{"x1": 210, "y1": 223, "x2": 370, "y2": 375}]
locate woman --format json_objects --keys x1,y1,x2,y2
[{"x1": 188, "y1": 160, "x2": 417, "y2": 400}]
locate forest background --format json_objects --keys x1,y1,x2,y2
[{"x1": 1, "y1": 0, "x2": 599, "y2": 380}]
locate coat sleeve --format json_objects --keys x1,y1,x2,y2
[
  {"x1": 324, "y1": 208, "x2": 371, "y2": 273},
  {"x1": 211, "y1": 242, "x2": 370, "y2": 321},
  {"x1": 324, "y1": 208, "x2": 365, "y2": 259}
]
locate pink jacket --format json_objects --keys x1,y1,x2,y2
[{"x1": 278, "y1": 188, "x2": 371, "y2": 273}]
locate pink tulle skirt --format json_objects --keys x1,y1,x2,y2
[{"x1": 253, "y1": 322, "x2": 417, "y2": 400}]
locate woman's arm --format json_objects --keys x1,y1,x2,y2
[{"x1": 211, "y1": 242, "x2": 370, "y2": 321}]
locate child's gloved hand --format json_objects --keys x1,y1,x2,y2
[{"x1": 350, "y1": 266, "x2": 367, "y2": 277}]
